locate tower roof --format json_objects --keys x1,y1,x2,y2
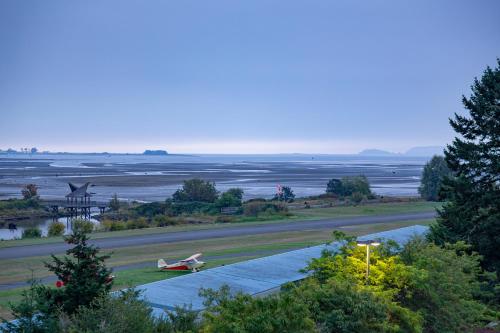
[{"x1": 65, "y1": 182, "x2": 92, "y2": 198}]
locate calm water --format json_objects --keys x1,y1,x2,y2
[{"x1": 0, "y1": 214, "x2": 100, "y2": 241}]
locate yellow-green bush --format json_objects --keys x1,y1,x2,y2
[
  {"x1": 72, "y1": 219, "x2": 94, "y2": 233},
  {"x1": 100, "y1": 219, "x2": 126, "y2": 231},
  {"x1": 48, "y1": 221, "x2": 65, "y2": 237},
  {"x1": 126, "y1": 217, "x2": 149, "y2": 229}
]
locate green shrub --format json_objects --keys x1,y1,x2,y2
[
  {"x1": 291, "y1": 279, "x2": 421, "y2": 333},
  {"x1": 65, "y1": 289, "x2": 200, "y2": 333},
  {"x1": 243, "y1": 201, "x2": 287, "y2": 217},
  {"x1": 0, "y1": 198, "x2": 40, "y2": 211},
  {"x1": 67, "y1": 290, "x2": 155, "y2": 333},
  {"x1": 153, "y1": 214, "x2": 178, "y2": 227},
  {"x1": 22, "y1": 227, "x2": 42, "y2": 239},
  {"x1": 399, "y1": 239, "x2": 496, "y2": 332},
  {"x1": 215, "y1": 188, "x2": 244, "y2": 208},
  {"x1": 215, "y1": 215, "x2": 235, "y2": 223},
  {"x1": 245, "y1": 198, "x2": 267, "y2": 203},
  {"x1": 243, "y1": 201, "x2": 266, "y2": 216},
  {"x1": 101, "y1": 219, "x2": 126, "y2": 231},
  {"x1": 350, "y1": 191, "x2": 365, "y2": 205},
  {"x1": 305, "y1": 233, "x2": 496, "y2": 333},
  {"x1": 133, "y1": 201, "x2": 166, "y2": 217},
  {"x1": 126, "y1": 217, "x2": 149, "y2": 229},
  {"x1": 171, "y1": 201, "x2": 217, "y2": 215},
  {"x1": 72, "y1": 219, "x2": 94, "y2": 234},
  {"x1": 48, "y1": 221, "x2": 65, "y2": 237},
  {"x1": 200, "y1": 285, "x2": 315, "y2": 333}
]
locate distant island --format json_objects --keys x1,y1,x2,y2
[
  {"x1": 358, "y1": 149, "x2": 396, "y2": 156},
  {"x1": 359, "y1": 146, "x2": 444, "y2": 157},
  {"x1": 143, "y1": 150, "x2": 168, "y2": 156}
]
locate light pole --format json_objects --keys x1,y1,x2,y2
[{"x1": 357, "y1": 239, "x2": 380, "y2": 283}]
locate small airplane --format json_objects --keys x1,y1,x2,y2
[{"x1": 158, "y1": 253, "x2": 205, "y2": 272}]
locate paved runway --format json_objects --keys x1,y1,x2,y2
[{"x1": 0, "y1": 211, "x2": 435, "y2": 260}]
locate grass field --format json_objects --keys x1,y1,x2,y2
[
  {"x1": 0, "y1": 216, "x2": 435, "y2": 319},
  {"x1": 0, "y1": 201, "x2": 440, "y2": 249}
]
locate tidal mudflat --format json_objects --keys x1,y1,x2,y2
[{"x1": 0, "y1": 154, "x2": 428, "y2": 202}]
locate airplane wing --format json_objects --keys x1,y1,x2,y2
[{"x1": 180, "y1": 253, "x2": 202, "y2": 262}]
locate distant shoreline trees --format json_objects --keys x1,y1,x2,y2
[
  {"x1": 173, "y1": 179, "x2": 219, "y2": 203},
  {"x1": 326, "y1": 175, "x2": 373, "y2": 203},
  {"x1": 418, "y1": 155, "x2": 452, "y2": 201}
]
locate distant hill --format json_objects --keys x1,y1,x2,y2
[
  {"x1": 143, "y1": 150, "x2": 168, "y2": 156},
  {"x1": 358, "y1": 149, "x2": 397, "y2": 156},
  {"x1": 358, "y1": 146, "x2": 445, "y2": 157},
  {"x1": 405, "y1": 146, "x2": 444, "y2": 156}
]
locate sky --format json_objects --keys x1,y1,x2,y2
[{"x1": 1, "y1": 1, "x2": 499, "y2": 154}]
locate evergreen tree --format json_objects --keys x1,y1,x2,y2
[
  {"x1": 429, "y1": 59, "x2": 500, "y2": 274},
  {"x1": 2, "y1": 229, "x2": 113, "y2": 332},
  {"x1": 42, "y1": 229, "x2": 113, "y2": 315},
  {"x1": 1, "y1": 279, "x2": 60, "y2": 333},
  {"x1": 418, "y1": 155, "x2": 452, "y2": 201}
]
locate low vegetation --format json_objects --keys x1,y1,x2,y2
[
  {"x1": 98, "y1": 179, "x2": 295, "y2": 232},
  {"x1": 2, "y1": 174, "x2": 431, "y2": 240},
  {"x1": 21, "y1": 227, "x2": 42, "y2": 239},
  {"x1": 0, "y1": 197, "x2": 51, "y2": 222},
  {"x1": 96, "y1": 175, "x2": 384, "y2": 233},
  {"x1": 47, "y1": 222, "x2": 65, "y2": 237},
  {"x1": 4, "y1": 228, "x2": 497, "y2": 332}
]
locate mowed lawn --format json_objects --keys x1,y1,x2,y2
[
  {"x1": 0, "y1": 216, "x2": 435, "y2": 319},
  {"x1": 293, "y1": 200, "x2": 440, "y2": 219}
]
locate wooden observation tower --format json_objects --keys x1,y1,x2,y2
[{"x1": 65, "y1": 182, "x2": 93, "y2": 219}]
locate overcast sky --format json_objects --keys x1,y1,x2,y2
[{"x1": 1, "y1": 0, "x2": 499, "y2": 154}]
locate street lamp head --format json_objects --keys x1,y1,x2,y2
[{"x1": 357, "y1": 239, "x2": 381, "y2": 246}]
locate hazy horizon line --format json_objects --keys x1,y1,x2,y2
[{"x1": 0, "y1": 144, "x2": 445, "y2": 156}]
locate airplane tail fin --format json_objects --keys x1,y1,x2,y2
[{"x1": 157, "y1": 259, "x2": 167, "y2": 269}]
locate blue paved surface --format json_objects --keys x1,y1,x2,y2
[{"x1": 138, "y1": 225, "x2": 428, "y2": 314}]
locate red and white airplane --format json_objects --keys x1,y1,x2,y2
[{"x1": 157, "y1": 253, "x2": 205, "y2": 272}]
